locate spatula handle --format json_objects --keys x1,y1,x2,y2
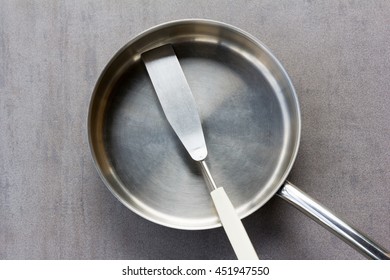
[
  {"x1": 199, "y1": 160, "x2": 258, "y2": 260},
  {"x1": 211, "y1": 187, "x2": 259, "y2": 260}
]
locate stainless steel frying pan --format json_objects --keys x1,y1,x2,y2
[{"x1": 88, "y1": 19, "x2": 389, "y2": 259}]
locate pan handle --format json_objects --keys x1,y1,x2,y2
[{"x1": 277, "y1": 181, "x2": 390, "y2": 260}]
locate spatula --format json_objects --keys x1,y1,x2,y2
[{"x1": 142, "y1": 44, "x2": 259, "y2": 260}]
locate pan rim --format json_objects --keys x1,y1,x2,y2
[{"x1": 87, "y1": 19, "x2": 301, "y2": 230}]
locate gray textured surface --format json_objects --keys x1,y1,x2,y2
[{"x1": 0, "y1": 0, "x2": 389, "y2": 259}]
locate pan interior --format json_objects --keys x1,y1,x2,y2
[{"x1": 89, "y1": 22, "x2": 300, "y2": 229}]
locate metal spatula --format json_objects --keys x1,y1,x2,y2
[{"x1": 142, "y1": 44, "x2": 258, "y2": 260}]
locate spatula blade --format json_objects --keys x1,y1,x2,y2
[{"x1": 142, "y1": 45, "x2": 207, "y2": 161}]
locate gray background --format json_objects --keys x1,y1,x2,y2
[{"x1": 1, "y1": 0, "x2": 389, "y2": 259}]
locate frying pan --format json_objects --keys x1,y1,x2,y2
[{"x1": 88, "y1": 19, "x2": 389, "y2": 259}]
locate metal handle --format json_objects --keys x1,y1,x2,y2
[
  {"x1": 200, "y1": 161, "x2": 259, "y2": 260},
  {"x1": 277, "y1": 181, "x2": 390, "y2": 260}
]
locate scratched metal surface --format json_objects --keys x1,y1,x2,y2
[{"x1": 0, "y1": 0, "x2": 389, "y2": 259}]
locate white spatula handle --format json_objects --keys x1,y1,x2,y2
[
  {"x1": 200, "y1": 161, "x2": 258, "y2": 260},
  {"x1": 211, "y1": 187, "x2": 259, "y2": 260}
]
